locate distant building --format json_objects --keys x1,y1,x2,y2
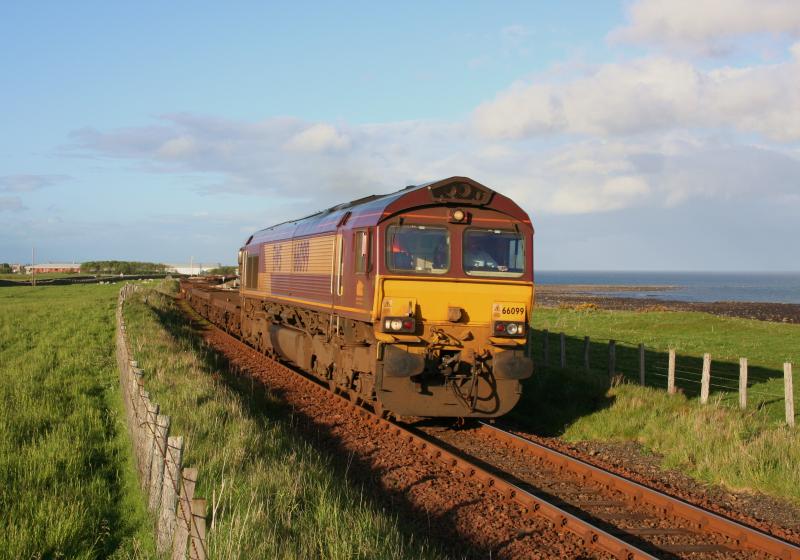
[
  {"x1": 27, "y1": 263, "x2": 81, "y2": 274},
  {"x1": 11, "y1": 263, "x2": 24, "y2": 273},
  {"x1": 164, "y1": 263, "x2": 220, "y2": 276}
]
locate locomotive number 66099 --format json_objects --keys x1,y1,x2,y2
[{"x1": 192, "y1": 176, "x2": 536, "y2": 419}]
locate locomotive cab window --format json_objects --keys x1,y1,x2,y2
[
  {"x1": 463, "y1": 229, "x2": 524, "y2": 277},
  {"x1": 354, "y1": 229, "x2": 371, "y2": 273},
  {"x1": 386, "y1": 225, "x2": 449, "y2": 274},
  {"x1": 244, "y1": 253, "x2": 259, "y2": 288}
]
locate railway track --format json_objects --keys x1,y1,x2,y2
[
  {"x1": 179, "y1": 292, "x2": 800, "y2": 559},
  {"x1": 414, "y1": 421, "x2": 800, "y2": 559}
]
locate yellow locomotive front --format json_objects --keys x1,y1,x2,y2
[{"x1": 372, "y1": 181, "x2": 534, "y2": 418}]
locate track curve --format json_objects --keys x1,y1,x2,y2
[{"x1": 180, "y1": 286, "x2": 800, "y2": 559}]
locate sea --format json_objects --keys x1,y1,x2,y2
[{"x1": 535, "y1": 271, "x2": 800, "y2": 304}]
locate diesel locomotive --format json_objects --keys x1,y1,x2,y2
[{"x1": 184, "y1": 176, "x2": 535, "y2": 418}]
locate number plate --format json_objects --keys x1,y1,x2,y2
[{"x1": 492, "y1": 302, "x2": 527, "y2": 321}]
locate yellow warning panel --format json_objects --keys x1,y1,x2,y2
[{"x1": 381, "y1": 297, "x2": 417, "y2": 317}]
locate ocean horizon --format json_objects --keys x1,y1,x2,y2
[{"x1": 535, "y1": 271, "x2": 800, "y2": 304}]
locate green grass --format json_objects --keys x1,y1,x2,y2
[
  {"x1": 531, "y1": 306, "x2": 799, "y2": 368},
  {"x1": 512, "y1": 306, "x2": 800, "y2": 504},
  {"x1": 562, "y1": 384, "x2": 800, "y2": 502},
  {"x1": 525, "y1": 307, "x2": 799, "y2": 420},
  {"x1": 0, "y1": 272, "x2": 85, "y2": 281},
  {"x1": 122, "y1": 286, "x2": 446, "y2": 560},
  {"x1": 0, "y1": 284, "x2": 155, "y2": 559}
]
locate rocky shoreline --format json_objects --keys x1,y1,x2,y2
[{"x1": 535, "y1": 285, "x2": 800, "y2": 324}]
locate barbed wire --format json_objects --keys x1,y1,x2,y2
[{"x1": 651, "y1": 363, "x2": 782, "y2": 384}]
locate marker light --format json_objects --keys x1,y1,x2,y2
[
  {"x1": 449, "y1": 208, "x2": 469, "y2": 223},
  {"x1": 493, "y1": 321, "x2": 526, "y2": 337},
  {"x1": 382, "y1": 316, "x2": 416, "y2": 333}
]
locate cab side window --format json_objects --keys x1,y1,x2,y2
[
  {"x1": 244, "y1": 253, "x2": 259, "y2": 288},
  {"x1": 354, "y1": 230, "x2": 371, "y2": 273}
]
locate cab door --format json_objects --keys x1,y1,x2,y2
[
  {"x1": 333, "y1": 230, "x2": 345, "y2": 305},
  {"x1": 331, "y1": 212, "x2": 350, "y2": 324},
  {"x1": 352, "y1": 228, "x2": 374, "y2": 310}
]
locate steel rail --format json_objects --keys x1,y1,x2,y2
[
  {"x1": 269, "y1": 361, "x2": 659, "y2": 560},
  {"x1": 480, "y1": 421, "x2": 800, "y2": 560},
  {"x1": 182, "y1": 286, "x2": 797, "y2": 559},
  {"x1": 181, "y1": 290, "x2": 657, "y2": 560}
]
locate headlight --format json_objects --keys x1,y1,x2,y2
[
  {"x1": 382, "y1": 316, "x2": 416, "y2": 333},
  {"x1": 493, "y1": 321, "x2": 526, "y2": 337}
]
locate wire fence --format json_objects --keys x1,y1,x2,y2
[
  {"x1": 528, "y1": 328, "x2": 796, "y2": 427},
  {"x1": 117, "y1": 283, "x2": 209, "y2": 559}
]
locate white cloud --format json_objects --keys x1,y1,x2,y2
[
  {"x1": 11, "y1": 6, "x2": 797, "y2": 270},
  {"x1": 67, "y1": 19, "x2": 800, "y2": 224},
  {"x1": 67, "y1": 110, "x2": 800, "y2": 217},
  {"x1": 69, "y1": 115, "x2": 470, "y2": 206},
  {"x1": 549, "y1": 176, "x2": 650, "y2": 214},
  {"x1": 284, "y1": 123, "x2": 351, "y2": 152},
  {"x1": 501, "y1": 24, "x2": 530, "y2": 43},
  {"x1": 0, "y1": 196, "x2": 25, "y2": 212},
  {"x1": 158, "y1": 135, "x2": 197, "y2": 158},
  {"x1": 610, "y1": 0, "x2": 800, "y2": 53},
  {"x1": 473, "y1": 46, "x2": 800, "y2": 141},
  {"x1": 0, "y1": 174, "x2": 70, "y2": 193}
]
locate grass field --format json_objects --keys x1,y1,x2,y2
[
  {"x1": 514, "y1": 306, "x2": 800, "y2": 504},
  {"x1": 0, "y1": 272, "x2": 86, "y2": 281},
  {"x1": 0, "y1": 284, "x2": 154, "y2": 559},
  {"x1": 4, "y1": 280, "x2": 795, "y2": 557},
  {"x1": 122, "y1": 286, "x2": 445, "y2": 560}
]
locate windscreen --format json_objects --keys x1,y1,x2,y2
[
  {"x1": 386, "y1": 225, "x2": 450, "y2": 274},
  {"x1": 463, "y1": 229, "x2": 525, "y2": 277}
]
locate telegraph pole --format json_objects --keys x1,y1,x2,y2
[{"x1": 31, "y1": 247, "x2": 36, "y2": 287}]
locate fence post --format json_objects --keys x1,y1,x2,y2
[
  {"x1": 583, "y1": 336, "x2": 590, "y2": 371},
  {"x1": 145, "y1": 399, "x2": 160, "y2": 487},
  {"x1": 560, "y1": 332, "x2": 566, "y2": 368},
  {"x1": 136, "y1": 391, "x2": 149, "y2": 484},
  {"x1": 667, "y1": 349, "x2": 676, "y2": 395},
  {"x1": 149, "y1": 414, "x2": 170, "y2": 511},
  {"x1": 638, "y1": 344, "x2": 645, "y2": 386},
  {"x1": 608, "y1": 340, "x2": 616, "y2": 383},
  {"x1": 701, "y1": 353, "x2": 711, "y2": 404},
  {"x1": 739, "y1": 358, "x2": 748, "y2": 410},
  {"x1": 189, "y1": 499, "x2": 208, "y2": 560},
  {"x1": 158, "y1": 436, "x2": 184, "y2": 554},
  {"x1": 785, "y1": 363, "x2": 795, "y2": 428},
  {"x1": 132, "y1": 370, "x2": 143, "y2": 411},
  {"x1": 131, "y1": 363, "x2": 141, "y2": 399},
  {"x1": 173, "y1": 468, "x2": 197, "y2": 560},
  {"x1": 543, "y1": 330, "x2": 549, "y2": 366}
]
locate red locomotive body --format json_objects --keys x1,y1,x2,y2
[{"x1": 188, "y1": 177, "x2": 535, "y2": 418}]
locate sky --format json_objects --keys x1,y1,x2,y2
[{"x1": 1, "y1": 0, "x2": 799, "y2": 270}]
